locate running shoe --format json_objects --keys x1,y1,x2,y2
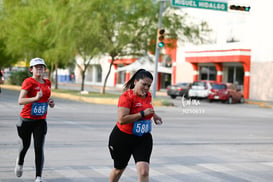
[
  {"x1": 14, "y1": 157, "x2": 23, "y2": 177},
  {"x1": 14, "y1": 164, "x2": 23, "y2": 177},
  {"x1": 35, "y1": 176, "x2": 43, "y2": 182}
]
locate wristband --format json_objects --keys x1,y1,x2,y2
[{"x1": 140, "y1": 111, "x2": 145, "y2": 118}]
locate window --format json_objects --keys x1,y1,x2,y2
[
  {"x1": 228, "y1": 66, "x2": 244, "y2": 85},
  {"x1": 200, "y1": 66, "x2": 216, "y2": 80},
  {"x1": 117, "y1": 71, "x2": 126, "y2": 84},
  {"x1": 97, "y1": 65, "x2": 102, "y2": 82},
  {"x1": 212, "y1": 84, "x2": 227, "y2": 89},
  {"x1": 86, "y1": 67, "x2": 93, "y2": 82}
]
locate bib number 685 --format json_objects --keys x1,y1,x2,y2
[{"x1": 31, "y1": 102, "x2": 48, "y2": 116}]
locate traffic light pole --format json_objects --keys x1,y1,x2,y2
[{"x1": 152, "y1": 0, "x2": 165, "y2": 98}]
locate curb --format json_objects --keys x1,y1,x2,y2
[
  {"x1": 1, "y1": 84, "x2": 165, "y2": 106},
  {"x1": 3, "y1": 84, "x2": 271, "y2": 108},
  {"x1": 1, "y1": 84, "x2": 21, "y2": 91},
  {"x1": 245, "y1": 100, "x2": 273, "y2": 109}
]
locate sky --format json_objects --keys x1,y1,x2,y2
[{"x1": 177, "y1": 0, "x2": 273, "y2": 60}]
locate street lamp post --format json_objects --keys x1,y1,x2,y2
[{"x1": 152, "y1": 0, "x2": 165, "y2": 98}]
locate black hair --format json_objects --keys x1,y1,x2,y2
[{"x1": 123, "y1": 69, "x2": 153, "y2": 90}]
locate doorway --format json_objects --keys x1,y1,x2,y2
[
  {"x1": 199, "y1": 66, "x2": 216, "y2": 81},
  {"x1": 227, "y1": 66, "x2": 244, "y2": 90}
]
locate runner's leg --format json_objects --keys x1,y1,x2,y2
[
  {"x1": 17, "y1": 122, "x2": 32, "y2": 165},
  {"x1": 33, "y1": 120, "x2": 47, "y2": 177}
]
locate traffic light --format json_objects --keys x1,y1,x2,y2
[
  {"x1": 157, "y1": 28, "x2": 165, "y2": 48},
  {"x1": 229, "y1": 5, "x2": 250, "y2": 12}
]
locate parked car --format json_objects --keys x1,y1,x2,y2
[
  {"x1": 208, "y1": 83, "x2": 244, "y2": 104},
  {"x1": 188, "y1": 80, "x2": 217, "y2": 99},
  {"x1": 167, "y1": 82, "x2": 192, "y2": 99}
]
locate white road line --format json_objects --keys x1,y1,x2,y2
[
  {"x1": 167, "y1": 164, "x2": 230, "y2": 182},
  {"x1": 55, "y1": 166, "x2": 94, "y2": 181},
  {"x1": 198, "y1": 163, "x2": 233, "y2": 172},
  {"x1": 149, "y1": 167, "x2": 181, "y2": 182},
  {"x1": 262, "y1": 162, "x2": 273, "y2": 167},
  {"x1": 128, "y1": 165, "x2": 181, "y2": 181},
  {"x1": 167, "y1": 164, "x2": 200, "y2": 174},
  {"x1": 90, "y1": 166, "x2": 136, "y2": 181},
  {"x1": 89, "y1": 166, "x2": 111, "y2": 177},
  {"x1": 200, "y1": 163, "x2": 272, "y2": 182}
]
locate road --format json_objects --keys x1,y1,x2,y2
[{"x1": 1, "y1": 88, "x2": 273, "y2": 182}]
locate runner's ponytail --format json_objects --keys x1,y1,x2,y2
[{"x1": 123, "y1": 69, "x2": 153, "y2": 90}]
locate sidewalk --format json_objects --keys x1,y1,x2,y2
[
  {"x1": 57, "y1": 82, "x2": 123, "y2": 94},
  {"x1": 1, "y1": 83, "x2": 272, "y2": 108},
  {"x1": 1, "y1": 83, "x2": 170, "y2": 106},
  {"x1": 54, "y1": 82, "x2": 273, "y2": 109},
  {"x1": 56, "y1": 82, "x2": 168, "y2": 97}
]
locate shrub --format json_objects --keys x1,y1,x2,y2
[{"x1": 9, "y1": 69, "x2": 31, "y2": 86}]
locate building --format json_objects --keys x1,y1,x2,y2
[
  {"x1": 172, "y1": 0, "x2": 273, "y2": 101},
  {"x1": 73, "y1": 0, "x2": 272, "y2": 101}
]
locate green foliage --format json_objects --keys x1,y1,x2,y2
[
  {"x1": 0, "y1": 0, "x2": 210, "y2": 63},
  {"x1": 8, "y1": 69, "x2": 31, "y2": 86},
  {"x1": 91, "y1": 0, "x2": 160, "y2": 57},
  {"x1": 0, "y1": 0, "x2": 211, "y2": 91},
  {"x1": 0, "y1": 0, "x2": 77, "y2": 70},
  {"x1": 0, "y1": 38, "x2": 16, "y2": 68}
]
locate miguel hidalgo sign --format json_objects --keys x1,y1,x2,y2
[{"x1": 171, "y1": 0, "x2": 228, "y2": 12}]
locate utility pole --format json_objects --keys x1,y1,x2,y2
[{"x1": 152, "y1": 0, "x2": 165, "y2": 98}]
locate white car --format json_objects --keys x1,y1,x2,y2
[{"x1": 188, "y1": 80, "x2": 217, "y2": 99}]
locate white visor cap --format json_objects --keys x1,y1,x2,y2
[{"x1": 30, "y1": 58, "x2": 46, "y2": 67}]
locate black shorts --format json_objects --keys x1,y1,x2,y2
[{"x1": 108, "y1": 125, "x2": 153, "y2": 169}]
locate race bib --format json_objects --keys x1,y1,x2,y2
[
  {"x1": 132, "y1": 120, "x2": 152, "y2": 136},
  {"x1": 31, "y1": 102, "x2": 48, "y2": 116}
]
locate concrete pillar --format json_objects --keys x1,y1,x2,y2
[
  {"x1": 192, "y1": 63, "x2": 199, "y2": 81},
  {"x1": 214, "y1": 63, "x2": 223, "y2": 82},
  {"x1": 242, "y1": 61, "x2": 251, "y2": 99}
]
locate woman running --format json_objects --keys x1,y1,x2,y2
[
  {"x1": 15, "y1": 58, "x2": 55, "y2": 182},
  {"x1": 108, "y1": 69, "x2": 163, "y2": 182}
]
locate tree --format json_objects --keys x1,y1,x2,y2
[
  {"x1": 90, "y1": 0, "x2": 157, "y2": 94},
  {"x1": 0, "y1": 0, "x2": 77, "y2": 88},
  {"x1": 92, "y1": 0, "x2": 210, "y2": 94},
  {"x1": 0, "y1": 1, "x2": 25, "y2": 69},
  {"x1": 72, "y1": 1, "x2": 105, "y2": 91},
  {"x1": 0, "y1": 38, "x2": 17, "y2": 70},
  {"x1": 0, "y1": 0, "x2": 210, "y2": 93}
]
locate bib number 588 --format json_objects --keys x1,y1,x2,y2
[
  {"x1": 135, "y1": 123, "x2": 149, "y2": 133},
  {"x1": 132, "y1": 120, "x2": 152, "y2": 136}
]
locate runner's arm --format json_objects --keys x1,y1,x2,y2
[
  {"x1": 18, "y1": 89, "x2": 41, "y2": 105},
  {"x1": 118, "y1": 107, "x2": 154, "y2": 125},
  {"x1": 118, "y1": 107, "x2": 142, "y2": 125}
]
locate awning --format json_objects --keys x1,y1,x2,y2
[{"x1": 117, "y1": 55, "x2": 172, "y2": 74}]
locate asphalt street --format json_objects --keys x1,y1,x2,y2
[{"x1": 1, "y1": 88, "x2": 273, "y2": 182}]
